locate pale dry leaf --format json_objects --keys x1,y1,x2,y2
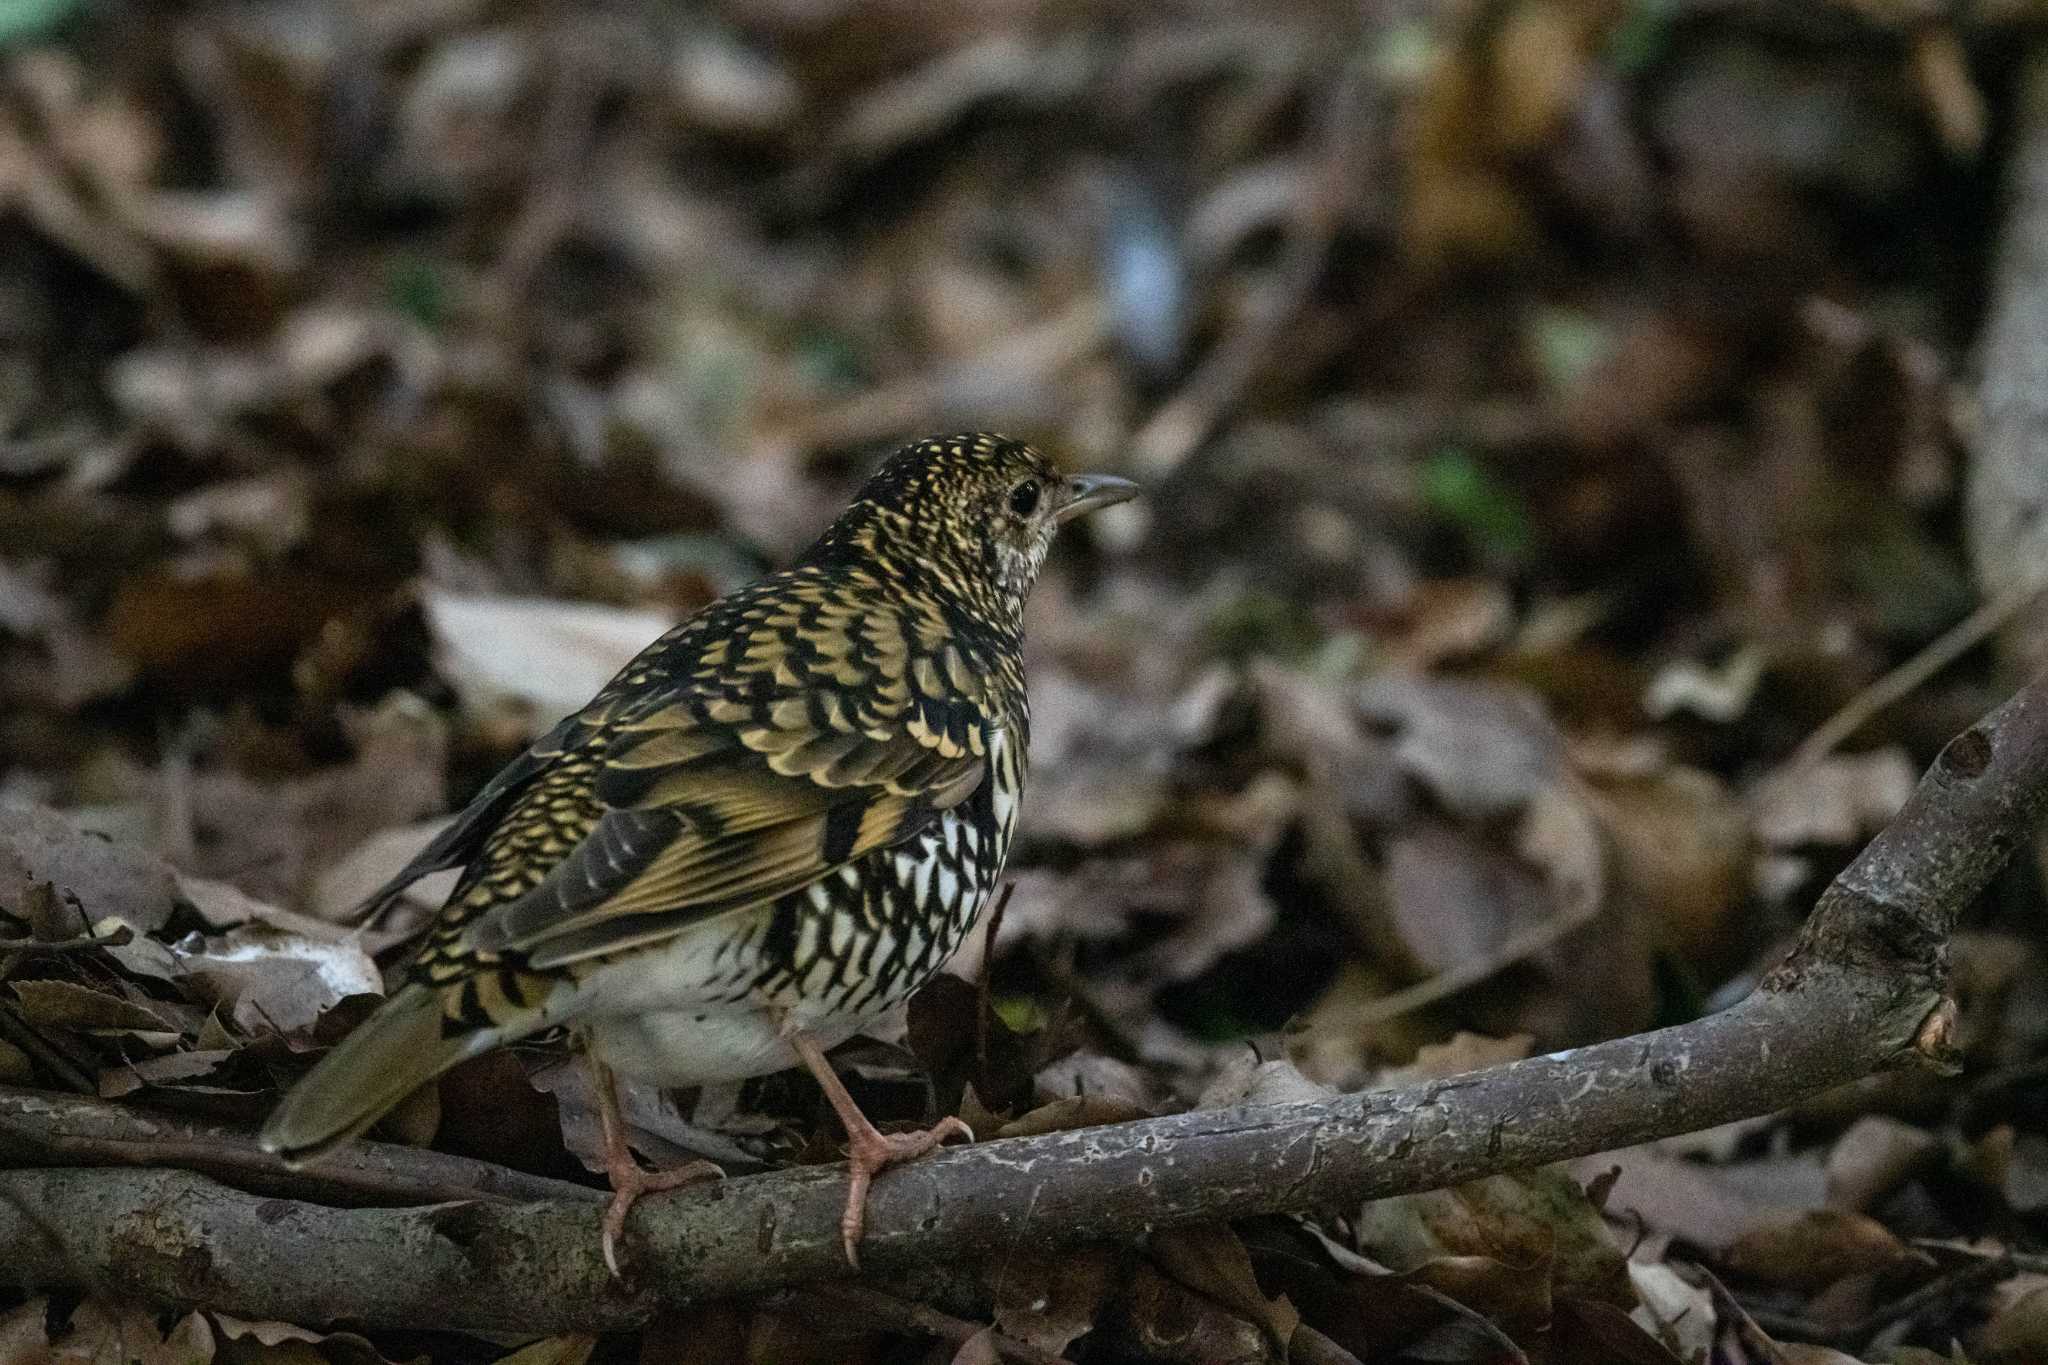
[
  {"x1": 1749, "y1": 748, "x2": 1916, "y2": 849},
  {"x1": 1357, "y1": 673, "x2": 1566, "y2": 818},
  {"x1": 310, "y1": 820, "x2": 458, "y2": 924},
  {"x1": 42, "y1": 1297, "x2": 214, "y2": 1365},
  {"x1": 170, "y1": 924, "x2": 382, "y2": 1037},
  {"x1": 0, "y1": 801, "x2": 179, "y2": 932},
  {"x1": 1823, "y1": 1115, "x2": 1938, "y2": 1212},
  {"x1": 422, "y1": 591, "x2": 676, "y2": 726},
  {"x1": 177, "y1": 873, "x2": 358, "y2": 942},
  {"x1": 1628, "y1": 1261, "x2": 1715, "y2": 1361},
  {"x1": 208, "y1": 1310, "x2": 407, "y2": 1364},
  {"x1": 0, "y1": 1297, "x2": 51, "y2": 1365},
  {"x1": 1642, "y1": 647, "x2": 1767, "y2": 723},
  {"x1": 1982, "y1": 1276, "x2": 2048, "y2": 1361},
  {"x1": 1196, "y1": 1054, "x2": 1335, "y2": 1110},
  {"x1": 1377, "y1": 1031, "x2": 1534, "y2": 1085},
  {"x1": 526, "y1": 1053, "x2": 756, "y2": 1172},
  {"x1": 1570, "y1": 1144, "x2": 1826, "y2": 1252},
  {"x1": 947, "y1": 1327, "x2": 1000, "y2": 1365}
]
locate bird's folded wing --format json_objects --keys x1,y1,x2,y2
[
  {"x1": 467, "y1": 684, "x2": 990, "y2": 969},
  {"x1": 346, "y1": 711, "x2": 590, "y2": 921}
]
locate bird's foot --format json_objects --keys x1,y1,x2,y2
[
  {"x1": 600, "y1": 1155, "x2": 724, "y2": 1277},
  {"x1": 838, "y1": 1115, "x2": 973, "y2": 1268}
]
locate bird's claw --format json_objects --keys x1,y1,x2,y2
[
  {"x1": 600, "y1": 1157, "x2": 724, "y2": 1277},
  {"x1": 839, "y1": 1116, "x2": 973, "y2": 1268}
]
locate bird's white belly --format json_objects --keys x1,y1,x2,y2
[
  {"x1": 569, "y1": 909, "x2": 880, "y2": 1086},
  {"x1": 582, "y1": 1005, "x2": 865, "y2": 1085}
]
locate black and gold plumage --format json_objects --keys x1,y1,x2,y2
[{"x1": 259, "y1": 434, "x2": 1137, "y2": 1269}]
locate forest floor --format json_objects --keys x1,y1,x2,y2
[{"x1": 4, "y1": 1, "x2": 2048, "y2": 1361}]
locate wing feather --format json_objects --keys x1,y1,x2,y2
[{"x1": 463, "y1": 630, "x2": 993, "y2": 967}]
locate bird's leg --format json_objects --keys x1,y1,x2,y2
[
  {"x1": 589, "y1": 1053, "x2": 722, "y2": 1277},
  {"x1": 785, "y1": 1028, "x2": 973, "y2": 1268}
]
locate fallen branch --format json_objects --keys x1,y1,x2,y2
[
  {"x1": 5, "y1": 671, "x2": 2048, "y2": 1332},
  {"x1": 0, "y1": 1087, "x2": 600, "y2": 1208}
]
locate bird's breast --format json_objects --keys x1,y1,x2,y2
[{"x1": 574, "y1": 728, "x2": 1024, "y2": 1087}]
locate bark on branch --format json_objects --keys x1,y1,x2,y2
[{"x1": 6, "y1": 673, "x2": 2048, "y2": 1333}]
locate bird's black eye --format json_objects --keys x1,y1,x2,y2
[{"x1": 1008, "y1": 481, "x2": 1041, "y2": 517}]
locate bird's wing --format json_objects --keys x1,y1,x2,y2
[
  {"x1": 465, "y1": 603, "x2": 995, "y2": 970},
  {"x1": 346, "y1": 710, "x2": 589, "y2": 921}
]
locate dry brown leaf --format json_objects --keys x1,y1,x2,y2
[
  {"x1": 1981, "y1": 1276, "x2": 2048, "y2": 1361},
  {"x1": 1553, "y1": 1297, "x2": 1691, "y2": 1364},
  {"x1": 946, "y1": 1328, "x2": 998, "y2": 1365},
  {"x1": 1348, "y1": 1167, "x2": 1634, "y2": 1308},
  {"x1": 1, "y1": 802, "x2": 179, "y2": 932},
  {"x1": 1111, "y1": 1262, "x2": 1276, "y2": 1364},
  {"x1": 34, "y1": 1297, "x2": 214, "y2": 1365},
  {"x1": 1150, "y1": 1224, "x2": 1299, "y2": 1351},
  {"x1": 1579, "y1": 761, "x2": 1751, "y2": 966},
  {"x1": 989, "y1": 1249, "x2": 1117, "y2": 1356},
  {"x1": 995, "y1": 1093, "x2": 1152, "y2": 1139},
  {"x1": 0, "y1": 1298, "x2": 51, "y2": 1365},
  {"x1": 1721, "y1": 1209, "x2": 1932, "y2": 1290},
  {"x1": 10, "y1": 978, "x2": 181, "y2": 1034}
]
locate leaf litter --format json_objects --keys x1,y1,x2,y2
[{"x1": 0, "y1": 0, "x2": 2044, "y2": 1359}]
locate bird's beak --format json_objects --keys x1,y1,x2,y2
[{"x1": 1054, "y1": 473, "x2": 1141, "y2": 524}]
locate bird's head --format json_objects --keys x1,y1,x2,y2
[{"x1": 810, "y1": 433, "x2": 1138, "y2": 633}]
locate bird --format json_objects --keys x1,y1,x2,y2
[{"x1": 258, "y1": 433, "x2": 1138, "y2": 1272}]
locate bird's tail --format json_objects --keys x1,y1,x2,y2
[{"x1": 258, "y1": 982, "x2": 538, "y2": 1163}]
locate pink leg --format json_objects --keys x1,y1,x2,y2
[
  {"x1": 786, "y1": 1030, "x2": 972, "y2": 1268},
  {"x1": 590, "y1": 1054, "x2": 722, "y2": 1276}
]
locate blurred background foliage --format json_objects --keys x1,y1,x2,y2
[{"x1": 5, "y1": 0, "x2": 2048, "y2": 1360}]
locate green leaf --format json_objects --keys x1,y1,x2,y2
[
  {"x1": 0, "y1": 0, "x2": 82, "y2": 46},
  {"x1": 387, "y1": 256, "x2": 446, "y2": 329},
  {"x1": 1422, "y1": 447, "x2": 1532, "y2": 560},
  {"x1": 992, "y1": 995, "x2": 1049, "y2": 1035},
  {"x1": 1605, "y1": 0, "x2": 1680, "y2": 75}
]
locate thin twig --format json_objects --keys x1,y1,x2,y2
[
  {"x1": 1791, "y1": 574, "x2": 2048, "y2": 769},
  {"x1": 0, "y1": 1012, "x2": 95, "y2": 1095},
  {"x1": 1335, "y1": 875, "x2": 1600, "y2": 1029},
  {"x1": 1741, "y1": 1256, "x2": 2010, "y2": 1350},
  {"x1": 0, "y1": 926, "x2": 135, "y2": 954},
  {"x1": 0, "y1": 1085, "x2": 604, "y2": 1206}
]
